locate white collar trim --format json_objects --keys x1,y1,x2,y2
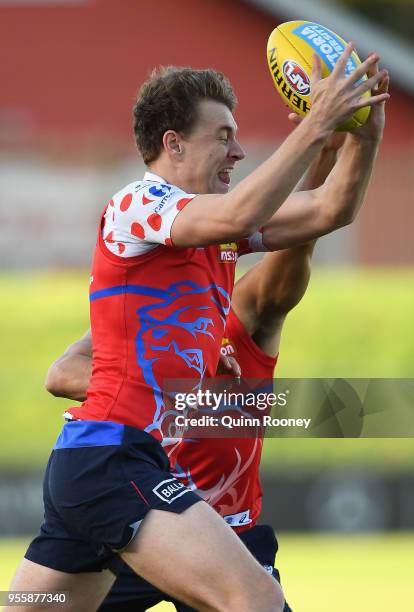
[{"x1": 143, "y1": 170, "x2": 167, "y2": 183}]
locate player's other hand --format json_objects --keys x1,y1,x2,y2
[
  {"x1": 288, "y1": 112, "x2": 346, "y2": 150},
  {"x1": 349, "y1": 63, "x2": 389, "y2": 144},
  {"x1": 309, "y1": 44, "x2": 390, "y2": 133},
  {"x1": 216, "y1": 353, "x2": 241, "y2": 378}
]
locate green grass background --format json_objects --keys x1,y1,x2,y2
[
  {"x1": 2, "y1": 534, "x2": 413, "y2": 611},
  {"x1": 1, "y1": 268, "x2": 414, "y2": 470}
]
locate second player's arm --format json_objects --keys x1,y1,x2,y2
[
  {"x1": 231, "y1": 135, "x2": 343, "y2": 356},
  {"x1": 45, "y1": 330, "x2": 241, "y2": 401},
  {"x1": 45, "y1": 330, "x2": 92, "y2": 402}
]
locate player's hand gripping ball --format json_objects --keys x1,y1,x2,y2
[{"x1": 267, "y1": 20, "x2": 370, "y2": 131}]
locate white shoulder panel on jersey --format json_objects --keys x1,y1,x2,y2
[{"x1": 102, "y1": 172, "x2": 196, "y2": 257}]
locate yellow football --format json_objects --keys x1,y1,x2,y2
[{"x1": 267, "y1": 20, "x2": 370, "y2": 131}]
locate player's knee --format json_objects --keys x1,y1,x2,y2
[
  {"x1": 251, "y1": 571, "x2": 285, "y2": 611},
  {"x1": 267, "y1": 576, "x2": 285, "y2": 611},
  {"x1": 225, "y1": 570, "x2": 285, "y2": 612}
]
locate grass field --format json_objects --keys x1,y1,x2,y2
[
  {"x1": 1, "y1": 269, "x2": 414, "y2": 470},
  {"x1": 1, "y1": 534, "x2": 413, "y2": 611}
]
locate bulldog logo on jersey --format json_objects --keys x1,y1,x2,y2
[{"x1": 219, "y1": 242, "x2": 238, "y2": 263}]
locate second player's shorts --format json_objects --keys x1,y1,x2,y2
[
  {"x1": 25, "y1": 420, "x2": 202, "y2": 573},
  {"x1": 99, "y1": 524, "x2": 293, "y2": 612}
]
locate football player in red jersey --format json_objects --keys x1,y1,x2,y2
[
  {"x1": 44, "y1": 130, "x2": 343, "y2": 612},
  {"x1": 8, "y1": 53, "x2": 388, "y2": 612}
]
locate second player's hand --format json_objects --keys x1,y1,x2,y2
[
  {"x1": 348, "y1": 63, "x2": 389, "y2": 144},
  {"x1": 288, "y1": 112, "x2": 346, "y2": 151},
  {"x1": 308, "y1": 43, "x2": 390, "y2": 133},
  {"x1": 216, "y1": 353, "x2": 241, "y2": 378}
]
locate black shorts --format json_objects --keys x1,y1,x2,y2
[
  {"x1": 99, "y1": 524, "x2": 293, "y2": 612},
  {"x1": 25, "y1": 420, "x2": 202, "y2": 573}
]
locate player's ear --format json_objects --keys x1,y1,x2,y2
[{"x1": 163, "y1": 130, "x2": 183, "y2": 159}]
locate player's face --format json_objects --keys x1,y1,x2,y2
[{"x1": 180, "y1": 99, "x2": 245, "y2": 194}]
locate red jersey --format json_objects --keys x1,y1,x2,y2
[
  {"x1": 168, "y1": 307, "x2": 277, "y2": 532},
  {"x1": 67, "y1": 173, "x2": 267, "y2": 441}
]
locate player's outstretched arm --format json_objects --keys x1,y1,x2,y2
[
  {"x1": 171, "y1": 47, "x2": 389, "y2": 247},
  {"x1": 45, "y1": 330, "x2": 92, "y2": 402},
  {"x1": 232, "y1": 244, "x2": 316, "y2": 357},
  {"x1": 260, "y1": 64, "x2": 389, "y2": 251}
]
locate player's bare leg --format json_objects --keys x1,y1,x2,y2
[
  {"x1": 121, "y1": 501, "x2": 284, "y2": 612},
  {"x1": 7, "y1": 504, "x2": 284, "y2": 612},
  {"x1": 5, "y1": 558, "x2": 115, "y2": 611}
]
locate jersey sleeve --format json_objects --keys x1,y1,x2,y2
[
  {"x1": 237, "y1": 229, "x2": 269, "y2": 257},
  {"x1": 102, "y1": 181, "x2": 196, "y2": 257}
]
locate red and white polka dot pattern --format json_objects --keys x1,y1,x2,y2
[
  {"x1": 102, "y1": 172, "x2": 268, "y2": 258},
  {"x1": 102, "y1": 172, "x2": 196, "y2": 257}
]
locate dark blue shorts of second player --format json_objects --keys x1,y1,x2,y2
[{"x1": 25, "y1": 420, "x2": 202, "y2": 573}]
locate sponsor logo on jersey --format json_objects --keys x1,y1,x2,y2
[
  {"x1": 152, "y1": 478, "x2": 190, "y2": 504},
  {"x1": 219, "y1": 242, "x2": 238, "y2": 263},
  {"x1": 149, "y1": 184, "x2": 172, "y2": 198},
  {"x1": 223, "y1": 509, "x2": 252, "y2": 527},
  {"x1": 220, "y1": 336, "x2": 237, "y2": 357},
  {"x1": 154, "y1": 190, "x2": 173, "y2": 213},
  {"x1": 282, "y1": 60, "x2": 311, "y2": 95}
]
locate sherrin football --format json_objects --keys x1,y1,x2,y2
[{"x1": 267, "y1": 20, "x2": 371, "y2": 131}]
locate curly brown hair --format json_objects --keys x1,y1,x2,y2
[{"x1": 133, "y1": 66, "x2": 237, "y2": 164}]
